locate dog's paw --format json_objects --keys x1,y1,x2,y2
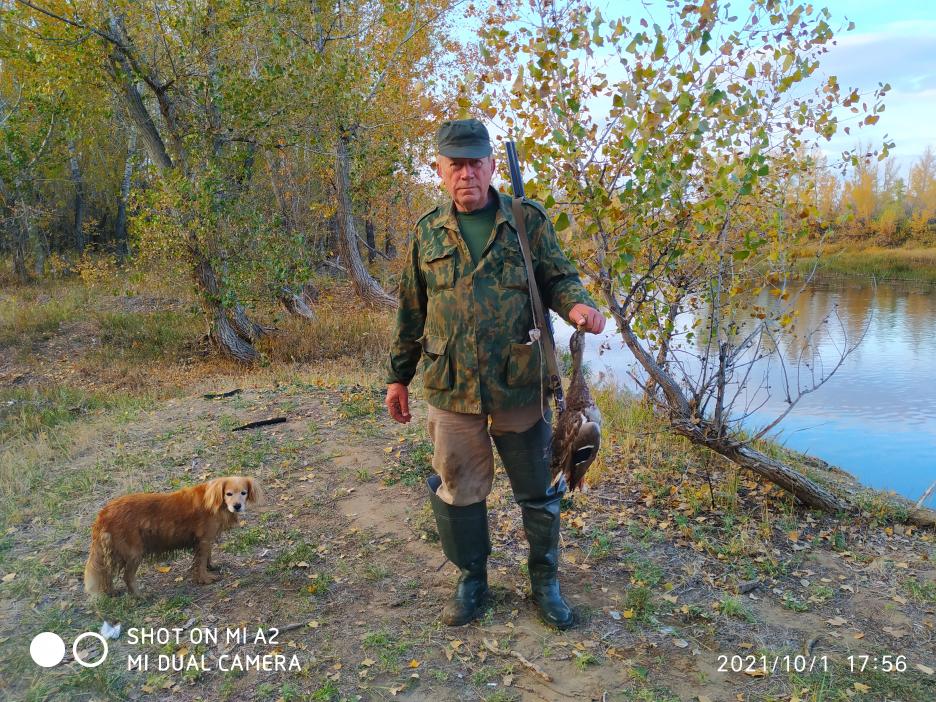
[
  {"x1": 194, "y1": 572, "x2": 221, "y2": 585},
  {"x1": 207, "y1": 562, "x2": 222, "y2": 573}
]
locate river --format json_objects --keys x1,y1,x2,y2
[{"x1": 553, "y1": 278, "x2": 936, "y2": 505}]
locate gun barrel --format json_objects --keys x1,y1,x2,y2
[{"x1": 505, "y1": 141, "x2": 525, "y2": 199}]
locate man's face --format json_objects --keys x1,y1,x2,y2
[{"x1": 436, "y1": 155, "x2": 496, "y2": 212}]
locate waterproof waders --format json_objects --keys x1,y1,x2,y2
[
  {"x1": 493, "y1": 417, "x2": 574, "y2": 629},
  {"x1": 427, "y1": 474, "x2": 491, "y2": 625}
]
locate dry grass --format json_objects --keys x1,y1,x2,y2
[
  {"x1": 259, "y1": 282, "x2": 394, "y2": 366},
  {"x1": 795, "y1": 244, "x2": 936, "y2": 283}
]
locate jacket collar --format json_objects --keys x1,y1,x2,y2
[{"x1": 429, "y1": 188, "x2": 517, "y2": 232}]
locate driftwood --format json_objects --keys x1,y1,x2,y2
[
  {"x1": 232, "y1": 417, "x2": 288, "y2": 431},
  {"x1": 203, "y1": 389, "x2": 242, "y2": 399}
]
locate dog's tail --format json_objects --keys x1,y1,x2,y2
[{"x1": 84, "y1": 529, "x2": 113, "y2": 595}]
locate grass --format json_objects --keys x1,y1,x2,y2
[
  {"x1": 259, "y1": 283, "x2": 393, "y2": 365},
  {"x1": 95, "y1": 309, "x2": 199, "y2": 363},
  {"x1": 383, "y1": 435, "x2": 433, "y2": 487},
  {"x1": 794, "y1": 244, "x2": 936, "y2": 283}
]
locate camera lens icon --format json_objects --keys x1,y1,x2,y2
[
  {"x1": 30, "y1": 631, "x2": 108, "y2": 668},
  {"x1": 30, "y1": 632, "x2": 66, "y2": 668}
]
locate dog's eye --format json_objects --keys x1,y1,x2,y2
[
  {"x1": 240, "y1": 491, "x2": 247, "y2": 495},
  {"x1": 225, "y1": 492, "x2": 233, "y2": 496}
]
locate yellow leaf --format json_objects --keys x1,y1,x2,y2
[
  {"x1": 408, "y1": 659, "x2": 420, "y2": 668},
  {"x1": 915, "y1": 663, "x2": 934, "y2": 675},
  {"x1": 853, "y1": 682, "x2": 870, "y2": 693},
  {"x1": 622, "y1": 609, "x2": 635, "y2": 619},
  {"x1": 156, "y1": 565, "x2": 172, "y2": 573},
  {"x1": 788, "y1": 531, "x2": 800, "y2": 542},
  {"x1": 307, "y1": 620, "x2": 319, "y2": 628}
]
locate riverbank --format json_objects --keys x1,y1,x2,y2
[
  {"x1": 2, "y1": 273, "x2": 935, "y2": 701},
  {"x1": 794, "y1": 244, "x2": 936, "y2": 284}
]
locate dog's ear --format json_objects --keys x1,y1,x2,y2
[
  {"x1": 245, "y1": 478, "x2": 262, "y2": 505},
  {"x1": 204, "y1": 478, "x2": 226, "y2": 513}
]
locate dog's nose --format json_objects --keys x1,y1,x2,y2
[{"x1": 233, "y1": 503, "x2": 242, "y2": 511}]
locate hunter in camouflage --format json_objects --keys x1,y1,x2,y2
[{"x1": 385, "y1": 118, "x2": 605, "y2": 630}]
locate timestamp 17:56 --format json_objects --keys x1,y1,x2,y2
[{"x1": 848, "y1": 655, "x2": 907, "y2": 673}]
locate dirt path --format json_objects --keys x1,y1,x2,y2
[{"x1": 1, "y1": 377, "x2": 934, "y2": 701}]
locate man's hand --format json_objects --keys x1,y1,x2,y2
[
  {"x1": 385, "y1": 383, "x2": 412, "y2": 423},
  {"x1": 567, "y1": 304, "x2": 605, "y2": 334}
]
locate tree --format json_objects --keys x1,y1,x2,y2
[
  {"x1": 474, "y1": 0, "x2": 893, "y2": 510},
  {"x1": 908, "y1": 146, "x2": 936, "y2": 237}
]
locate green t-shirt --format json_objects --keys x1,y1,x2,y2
[{"x1": 455, "y1": 198, "x2": 498, "y2": 265}]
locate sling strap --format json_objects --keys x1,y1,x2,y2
[{"x1": 511, "y1": 197, "x2": 565, "y2": 414}]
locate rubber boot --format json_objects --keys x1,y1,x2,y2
[
  {"x1": 427, "y1": 474, "x2": 490, "y2": 625},
  {"x1": 492, "y1": 418, "x2": 575, "y2": 630}
]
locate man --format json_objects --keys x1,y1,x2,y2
[{"x1": 385, "y1": 118, "x2": 605, "y2": 629}]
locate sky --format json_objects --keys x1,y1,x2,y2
[
  {"x1": 603, "y1": 0, "x2": 936, "y2": 174},
  {"x1": 814, "y1": 0, "x2": 936, "y2": 171}
]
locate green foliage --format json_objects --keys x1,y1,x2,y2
[{"x1": 470, "y1": 0, "x2": 894, "y2": 464}]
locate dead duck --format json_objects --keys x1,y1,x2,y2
[{"x1": 550, "y1": 328, "x2": 601, "y2": 491}]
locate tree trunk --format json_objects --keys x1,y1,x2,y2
[
  {"x1": 279, "y1": 284, "x2": 317, "y2": 320},
  {"x1": 109, "y1": 55, "x2": 173, "y2": 173},
  {"x1": 13, "y1": 210, "x2": 29, "y2": 283},
  {"x1": 68, "y1": 140, "x2": 86, "y2": 251},
  {"x1": 335, "y1": 134, "x2": 397, "y2": 308},
  {"x1": 365, "y1": 219, "x2": 376, "y2": 263},
  {"x1": 605, "y1": 289, "x2": 849, "y2": 512},
  {"x1": 115, "y1": 128, "x2": 136, "y2": 260},
  {"x1": 191, "y1": 246, "x2": 259, "y2": 363}
]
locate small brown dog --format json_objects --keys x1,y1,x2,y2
[{"x1": 84, "y1": 476, "x2": 260, "y2": 596}]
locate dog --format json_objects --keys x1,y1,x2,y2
[{"x1": 84, "y1": 476, "x2": 260, "y2": 596}]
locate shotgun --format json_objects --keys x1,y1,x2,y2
[{"x1": 504, "y1": 140, "x2": 565, "y2": 413}]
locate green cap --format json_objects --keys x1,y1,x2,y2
[{"x1": 436, "y1": 119, "x2": 492, "y2": 158}]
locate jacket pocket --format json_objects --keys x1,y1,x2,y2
[
  {"x1": 419, "y1": 334, "x2": 452, "y2": 390},
  {"x1": 423, "y1": 248, "x2": 456, "y2": 290},
  {"x1": 502, "y1": 261, "x2": 528, "y2": 290},
  {"x1": 506, "y1": 341, "x2": 542, "y2": 387}
]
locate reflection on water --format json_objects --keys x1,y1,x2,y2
[{"x1": 555, "y1": 279, "x2": 936, "y2": 504}]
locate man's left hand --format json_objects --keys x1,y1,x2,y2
[{"x1": 567, "y1": 304, "x2": 605, "y2": 334}]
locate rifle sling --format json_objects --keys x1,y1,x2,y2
[{"x1": 511, "y1": 197, "x2": 565, "y2": 413}]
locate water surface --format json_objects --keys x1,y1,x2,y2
[{"x1": 554, "y1": 278, "x2": 936, "y2": 505}]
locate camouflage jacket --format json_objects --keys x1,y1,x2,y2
[{"x1": 386, "y1": 188, "x2": 597, "y2": 414}]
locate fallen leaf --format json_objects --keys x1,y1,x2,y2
[
  {"x1": 622, "y1": 609, "x2": 635, "y2": 619},
  {"x1": 502, "y1": 674, "x2": 513, "y2": 687},
  {"x1": 673, "y1": 638, "x2": 689, "y2": 648},
  {"x1": 360, "y1": 658, "x2": 375, "y2": 667},
  {"x1": 1, "y1": 573, "x2": 15, "y2": 583},
  {"x1": 788, "y1": 531, "x2": 800, "y2": 542},
  {"x1": 307, "y1": 620, "x2": 319, "y2": 628},
  {"x1": 825, "y1": 616, "x2": 847, "y2": 627},
  {"x1": 155, "y1": 565, "x2": 171, "y2": 573},
  {"x1": 408, "y1": 659, "x2": 420, "y2": 668},
  {"x1": 853, "y1": 682, "x2": 870, "y2": 693},
  {"x1": 389, "y1": 684, "x2": 405, "y2": 696},
  {"x1": 915, "y1": 663, "x2": 934, "y2": 675},
  {"x1": 883, "y1": 626, "x2": 908, "y2": 638}
]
